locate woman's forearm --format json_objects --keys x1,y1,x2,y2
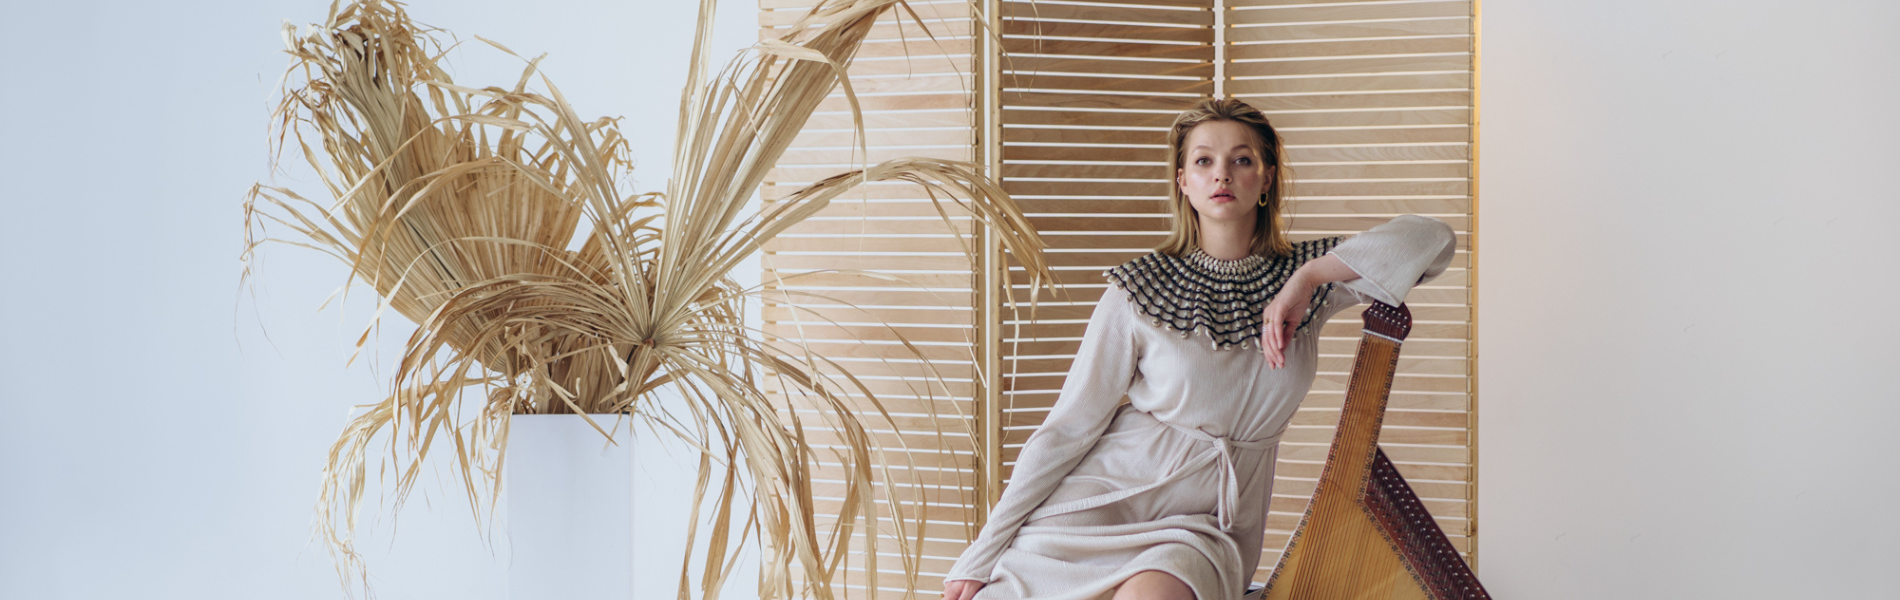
[{"x1": 1288, "y1": 253, "x2": 1361, "y2": 290}]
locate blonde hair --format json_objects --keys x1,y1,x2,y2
[{"x1": 1156, "y1": 98, "x2": 1293, "y2": 258}]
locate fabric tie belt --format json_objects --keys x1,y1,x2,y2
[{"x1": 1026, "y1": 416, "x2": 1275, "y2": 532}]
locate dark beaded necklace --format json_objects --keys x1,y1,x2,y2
[{"x1": 1103, "y1": 237, "x2": 1342, "y2": 350}]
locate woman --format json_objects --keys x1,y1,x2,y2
[{"x1": 940, "y1": 98, "x2": 1457, "y2": 600}]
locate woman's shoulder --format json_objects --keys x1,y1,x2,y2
[
  {"x1": 1101, "y1": 250, "x2": 1178, "y2": 292},
  {"x1": 1288, "y1": 236, "x2": 1346, "y2": 262}
]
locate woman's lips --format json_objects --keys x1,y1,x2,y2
[{"x1": 1211, "y1": 189, "x2": 1235, "y2": 202}]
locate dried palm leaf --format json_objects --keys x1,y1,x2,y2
[{"x1": 241, "y1": 0, "x2": 1050, "y2": 598}]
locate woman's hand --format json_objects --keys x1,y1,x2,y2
[
  {"x1": 1260, "y1": 273, "x2": 1314, "y2": 369},
  {"x1": 944, "y1": 579, "x2": 985, "y2": 600},
  {"x1": 1261, "y1": 254, "x2": 1363, "y2": 368}
]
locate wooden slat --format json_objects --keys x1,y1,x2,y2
[
  {"x1": 763, "y1": 253, "x2": 978, "y2": 271},
  {"x1": 1227, "y1": 36, "x2": 1472, "y2": 60},
  {"x1": 1007, "y1": 198, "x2": 1168, "y2": 213},
  {"x1": 1002, "y1": 127, "x2": 1169, "y2": 145},
  {"x1": 775, "y1": 146, "x2": 973, "y2": 166},
  {"x1": 1280, "y1": 143, "x2": 1469, "y2": 162},
  {"x1": 1001, "y1": 2, "x2": 1212, "y2": 27},
  {"x1": 1003, "y1": 163, "x2": 1169, "y2": 180},
  {"x1": 766, "y1": 376, "x2": 979, "y2": 397},
  {"x1": 803, "y1": 109, "x2": 972, "y2": 130},
  {"x1": 1226, "y1": 55, "x2": 1471, "y2": 78},
  {"x1": 1002, "y1": 91, "x2": 1210, "y2": 111},
  {"x1": 1257, "y1": 107, "x2": 1470, "y2": 128},
  {"x1": 1228, "y1": 18, "x2": 1471, "y2": 43},
  {"x1": 1000, "y1": 21, "x2": 1211, "y2": 44},
  {"x1": 1002, "y1": 38, "x2": 1213, "y2": 61},
  {"x1": 812, "y1": 91, "x2": 973, "y2": 112},
  {"x1": 802, "y1": 450, "x2": 980, "y2": 473},
  {"x1": 761, "y1": 270, "x2": 974, "y2": 288},
  {"x1": 1226, "y1": 2, "x2": 1470, "y2": 25},
  {"x1": 791, "y1": 127, "x2": 973, "y2": 148},
  {"x1": 1227, "y1": 72, "x2": 1472, "y2": 96},
  {"x1": 1002, "y1": 179, "x2": 1171, "y2": 196},
  {"x1": 1289, "y1": 180, "x2": 1472, "y2": 197},
  {"x1": 1003, "y1": 73, "x2": 1214, "y2": 94},
  {"x1": 851, "y1": 36, "x2": 976, "y2": 58},
  {"x1": 759, "y1": 1, "x2": 967, "y2": 27},
  {"x1": 1242, "y1": 90, "x2": 1473, "y2": 111},
  {"x1": 762, "y1": 182, "x2": 984, "y2": 201},
  {"x1": 760, "y1": 18, "x2": 977, "y2": 42},
  {"x1": 999, "y1": 54, "x2": 1211, "y2": 77},
  {"x1": 758, "y1": 0, "x2": 965, "y2": 7},
  {"x1": 773, "y1": 218, "x2": 977, "y2": 236},
  {"x1": 1280, "y1": 162, "x2": 1470, "y2": 180},
  {"x1": 765, "y1": 235, "x2": 974, "y2": 252},
  {"x1": 762, "y1": 305, "x2": 973, "y2": 326},
  {"x1": 1002, "y1": 146, "x2": 1168, "y2": 162},
  {"x1": 1001, "y1": 108, "x2": 1181, "y2": 128},
  {"x1": 1012, "y1": 0, "x2": 1211, "y2": 7},
  {"x1": 806, "y1": 479, "x2": 974, "y2": 506}
]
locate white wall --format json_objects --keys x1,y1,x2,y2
[
  {"x1": 1477, "y1": 1, "x2": 1900, "y2": 598},
  {"x1": 0, "y1": 1, "x2": 758, "y2": 598}
]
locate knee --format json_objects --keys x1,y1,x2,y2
[{"x1": 1112, "y1": 570, "x2": 1193, "y2": 600}]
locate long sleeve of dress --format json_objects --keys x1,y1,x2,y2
[
  {"x1": 1326, "y1": 214, "x2": 1458, "y2": 306},
  {"x1": 943, "y1": 284, "x2": 1144, "y2": 585}
]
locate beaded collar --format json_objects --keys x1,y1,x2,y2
[{"x1": 1103, "y1": 237, "x2": 1343, "y2": 351}]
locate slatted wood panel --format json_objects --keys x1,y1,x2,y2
[
  {"x1": 1227, "y1": 0, "x2": 1479, "y2": 580},
  {"x1": 758, "y1": 1, "x2": 984, "y2": 597}
]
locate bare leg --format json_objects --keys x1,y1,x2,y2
[{"x1": 1111, "y1": 570, "x2": 1194, "y2": 600}]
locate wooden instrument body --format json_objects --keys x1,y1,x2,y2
[{"x1": 1257, "y1": 303, "x2": 1490, "y2": 600}]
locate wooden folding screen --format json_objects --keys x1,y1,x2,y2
[{"x1": 759, "y1": 0, "x2": 1478, "y2": 595}]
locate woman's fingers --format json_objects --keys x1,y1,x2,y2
[
  {"x1": 1261, "y1": 305, "x2": 1286, "y2": 368},
  {"x1": 1261, "y1": 283, "x2": 1322, "y2": 369},
  {"x1": 945, "y1": 580, "x2": 983, "y2": 600},
  {"x1": 1261, "y1": 296, "x2": 1308, "y2": 369},
  {"x1": 1271, "y1": 320, "x2": 1286, "y2": 368}
]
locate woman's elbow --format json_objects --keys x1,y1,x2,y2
[
  {"x1": 1395, "y1": 214, "x2": 1457, "y2": 279},
  {"x1": 1394, "y1": 214, "x2": 1454, "y2": 243}
]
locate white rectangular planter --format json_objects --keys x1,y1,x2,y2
[{"x1": 507, "y1": 414, "x2": 633, "y2": 600}]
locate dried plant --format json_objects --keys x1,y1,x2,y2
[{"x1": 241, "y1": 0, "x2": 1050, "y2": 598}]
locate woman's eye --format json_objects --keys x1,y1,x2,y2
[
  {"x1": 1236, "y1": 157, "x2": 1252, "y2": 166},
  {"x1": 1194, "y1": 157, "x2": 1210, "y2": 166}
]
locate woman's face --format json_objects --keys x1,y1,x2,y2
[{"x1": 1176, "y1": 120, "x2": 1272, "y2": 227}]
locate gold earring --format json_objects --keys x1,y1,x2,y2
[{"x1": 1258, "y1": 193, "x2": 1269, "y2": 207}]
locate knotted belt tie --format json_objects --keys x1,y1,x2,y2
[{"x1": 1025, "y1": 420, "x2": 1275, "y2": 532}]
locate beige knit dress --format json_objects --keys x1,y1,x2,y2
[{"x1": 943, "y1": 215, "x2": 1458, "y2": 600}]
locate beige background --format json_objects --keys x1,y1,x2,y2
[{"x1": 1476, "y1": 1, "x2": 1900, "y2": 597}]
